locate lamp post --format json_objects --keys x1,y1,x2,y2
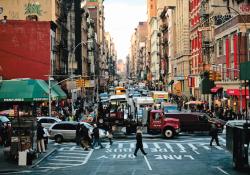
[
  {"x1": 70, "y1": 41, "x2": 87, "y2": 116},
  {"x1": 211, "y1": 4, "x2": 249, "y2": 121},
  {"x1": 48, "y1": 75, "x2": 81, "y2": 117}
]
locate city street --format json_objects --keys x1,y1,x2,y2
[{"x1": 9, "y1": 134, "x2": 249, "y2": 175}]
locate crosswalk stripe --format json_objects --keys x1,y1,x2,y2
[
  {"x1": 164, "y1": 143, "x2": 174, "y2": 152},
  {"x1": 59, "y1": 152, "x2": 89, "y2": 155},
  {"x1": 153, "y1": 143, "x2": 160, "y2": 149},
  {"x1": 118, "y1": 143, "x2": 123, "y2": 148},
  {"x1": 143, "y1": 143, "x2": 148, "y2": 148},
  {"x1": 130, "y1": 143, "x2": 135, "y2": 148},
  {"x1": 200, "y1": 144, "x2": 210, "y2": 150},
  {"x1": 48, "y1": 162, "x2": 79, "y2": 166},
  {"x1": 214, "y1": 146, "x2": 223, "y2": 150},
  {"x1": 49, "y1": 159, "x2": 84, "y2": 162},
  {"x1": 176, "y1": 143, "x2": 186, "y2": 152},
  {"x1": 188, "y1": 143, "x2": 197, "y2": 150},
  {"x1": 54, "y1": 156, "x2": 86, "y2": 159}
]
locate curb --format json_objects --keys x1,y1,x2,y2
[{"x1": 30, "y1": 148, "x2": 57, "y2": 168}]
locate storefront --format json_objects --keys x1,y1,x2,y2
[{"x1": 226, "y1": 88, "x2": 249, "y2": 111}]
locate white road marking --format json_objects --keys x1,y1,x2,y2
[
  {"x1": 118, "y1": 143, "x2": 123, "y2": 148},
  {"x1": 216, "y1": 167, "x2": 230, "y2": 175},
  {"x1": 144, "y1": 155, "x2": 152, "y2": 171},
  {"x1": 200, "y1": 144, "x2": 210, "y2": 150},
  {"x1": 143, "y1": 143, "x2": 148, "y2": 148},
  {"x1": 187, "y1": 143, "x2": 197, "y2": 150},
  {"x1": 176, "y1": 143, "x2": 186, "y2": 152},
  {"x1": 48, "y1": 162, "x2": 80, "y2": 166},
  {"x1": 130, "y1": 143, "x2": 135, "y2": 148},
  {"x1": 153, "y1": 143, "x2": 160, "y2": 149},
  {"x1": 59, "y1": 152, "x2": 89, "y2": 155},
  {"x1": 214, "y1": 146, "x2": 224, "y2": 150},
  {"x1": 49, "y1": 159, "x2": 84, "y2": 162},
  {"x1": 54, "y1": 155, "x2": 86, "y2": 159},
  {"x1": 164, "y1": 143, "x2": 174, "y2": 152},
  {"x1": 218, "y1": 136, "x2": 226, "y2": 143},
  {"x1": 69, "y1": 146, "x2": 76, "y2": 151},
  {"x1": 83, "y1": 149, "x2": 93, "y2": 164}
]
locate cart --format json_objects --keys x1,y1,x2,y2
[{"x1": 4, "y1": 117, "x2": 36, "y2": 165}]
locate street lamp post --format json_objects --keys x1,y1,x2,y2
[
  {"x1": 70, "y1": 41, "x2": 87, "y2": 116},
  {"x1": 48, "y1": 75, "x2": 82, "y2": 117}
]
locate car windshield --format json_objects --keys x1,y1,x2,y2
[{"x1": 0, "y1": 116, "x2": 10, "y2": 123}]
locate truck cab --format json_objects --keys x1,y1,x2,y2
[{"x1": 143, "y1": 109, "x2": 180, "y2": 138}]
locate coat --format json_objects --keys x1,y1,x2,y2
[{"x1": 136, "y1": 132, "x2": 143, "y2": 147}]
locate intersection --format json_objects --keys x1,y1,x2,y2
[{"x1": 10, "y1": 134, "x2": 247, "y2": 175}]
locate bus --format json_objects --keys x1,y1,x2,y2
[{"x1": 115, "y1": 86, "x2": 126, "y2": 95}]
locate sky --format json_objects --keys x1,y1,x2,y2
[{"x1": 104, "y1": 0, "x2": 147, "y2": 61}]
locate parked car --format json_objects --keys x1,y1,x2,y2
[
  {"x1": 222, "y1": 120, "x2": 247, "y2": 134},
  {"x1": 0, "y1": 116, "x2": 10, "y2": 126},
  {"x1": 37, "y1": 116, "x2": 62, "y2": 130},
  {"x1": 49, "y1": 121, "x2": 106, "y2": 143},
  {"x1": 164, "y1": 112, "x2": 225, "y2": 132}
]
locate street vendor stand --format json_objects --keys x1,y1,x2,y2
[{"x1": 4, "y1": 115, "x2": 36, "y2": 165}]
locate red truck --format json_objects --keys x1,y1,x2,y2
[{"x1": 142, "y1": 109, "x2": 180, "y2": 138}]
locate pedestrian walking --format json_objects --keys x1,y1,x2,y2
[
  {"x1": 209, "y1": 124, "x2": 220, "y2": 146},
  {"x1": 107, "y1": 127, "x2": 113, "y2": 146},
  {"x1": 43, "y1": 127, "x2": 49, "y2": 150},
  {"x1": 134, "y1": 127, "x2": 147, "y2": 157},
  {"x1": 92, "y1": 124, "x2": 104, "y2": 149},
  {"x1": 76, "y1": 123, "x2": 81, "y2": 145},
  {"x1": 37, "y1": 122, "x2": 45, "y2": 153},
  {"x1": 80, "y1": 124, "x2": 92, "y2": 151}
]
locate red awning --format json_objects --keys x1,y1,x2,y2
[
  {"x1": 226, "y1": 89, "x2": 249, "y2": 96},
  {"x1": 211, "y1": 87, "x2": 223, "y2": 93}
]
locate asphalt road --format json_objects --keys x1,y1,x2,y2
[{"x1": 12, "y1": 134, "x2": 249, "y2": 175}]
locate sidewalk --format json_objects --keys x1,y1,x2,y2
[{"x1": 0, "y1": 144, "x2": 56, "y2": 174}]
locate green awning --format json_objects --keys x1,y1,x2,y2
[
  {"x1": 51, "y1": 81, "x2": 67, "y2": 100},
  {"x1": 0, "y1": 79, "x2": 59, "y2": 102}
]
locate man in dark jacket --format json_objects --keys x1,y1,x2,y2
[
  {"x1": 37, "y1": 122, "x2": 45, "y2": 153},
  {"x1": 134, "y1": 127, "x2": 147, "y2": 156},
  {"x1": 209, "y1": 124, "x2": 220, "y2": 146},
  {"x1": 80, "y1": 124, "x2": 92, "y2": 150},
  {"x1": 76, "y1": 123, "x2": 81, "y2": 145},
  {"x1": 92, "y1": 124, "x2": 104, "y2": 149}
]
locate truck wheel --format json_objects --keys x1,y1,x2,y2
[
  {"x1": 164, "y1": 128, "x2": 174, "y2": 139},
  {"x1": 55, "y1": 135, "x2": 63, "y2": 143}
]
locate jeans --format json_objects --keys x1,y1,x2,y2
[{"x1": 92, "y1": 138, "x2": 104, "y2": 148}]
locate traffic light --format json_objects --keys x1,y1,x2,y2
[
  {"x1": 209, "y1": 70, "x2": 215, "y2": 81},
  {"x1": 76, "y1": 79, "x2": 81, "y2": 88},
  {"x1": 82, "y1": 79, "x2": 85, "y2": 87},
  {"x1": 76, "y1": 79, "x2": 85, "y2": 88},
  {"x1": 215, "y1": 72, "x2": 222, "y2": 81}
]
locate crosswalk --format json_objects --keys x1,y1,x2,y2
[
  {"x1": 35, "y1": 144, "x2": 93, "y2": 171},
  {"x1": 103, "y1": 141, "x2": 225, "y2": 153},
  {"x1": 35, "y1": 138, "x2": 226, "y2": 171}
]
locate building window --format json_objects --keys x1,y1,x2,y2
[
  {"x1": 26, "y1": 15, "x2": 38, "y2": 21},
  {"x1": 217, "y1": 39, "x2": 223, "y2": 57}
]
